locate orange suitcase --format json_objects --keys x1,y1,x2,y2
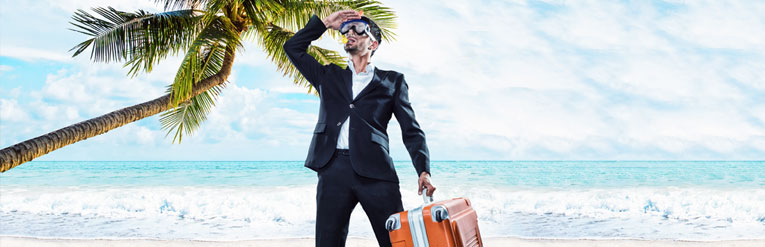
[{"x1": 385, "y1": 189, "x2": 483, "y2": 247}]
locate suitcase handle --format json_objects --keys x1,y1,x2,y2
[{"x1": 422, "y1": 188, "x2": 433, "y2": 204}]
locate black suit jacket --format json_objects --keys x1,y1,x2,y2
[{"x1": 284, "y1": 15, "x2": 430, "y2": 182}]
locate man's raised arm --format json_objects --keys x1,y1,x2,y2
[
  {"x1": 283, "y1": 15, "x2": 328, "y2": 87},
  {"x1": 283, "y1": 11, "x2": 361, "y2": 88}
]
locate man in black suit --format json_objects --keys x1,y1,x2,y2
[{"x1": 284, "y1": 10, "x2": 436, "y2": 247}]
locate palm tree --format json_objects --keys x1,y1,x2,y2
[{"x1": 0, "y1": 0, "x2": 397, "y2": 173}]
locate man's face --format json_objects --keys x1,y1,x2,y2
[{"x1": 344, "y1": 31, "x2": 376, "y2": 56}]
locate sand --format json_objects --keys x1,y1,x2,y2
[{"x1": 1, "y1": 236, "x2": 763, "y2": 247}]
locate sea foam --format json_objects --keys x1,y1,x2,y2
[{"x1": 1, "y1": 185, "x2": 763, "y2": 240}]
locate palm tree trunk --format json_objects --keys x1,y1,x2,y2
[{"x1": 0, "y1": 47, "x2": 237, "y2": 173}]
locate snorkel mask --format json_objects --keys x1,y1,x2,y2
[{"x1": 339, "y1": 19, "x2": 377, "y2": 43}]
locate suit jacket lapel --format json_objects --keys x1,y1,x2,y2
[
  {"x1": 352, "y1": 68, "x2": 383, "y2": 102},
  {"x1": 342, "y1": 67, "x2": 353, "y2": 102}
]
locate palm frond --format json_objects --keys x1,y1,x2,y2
[
  {"x1": 155, "y1": 0, "x2": 205, "y2": 10},
  {"x1": 196, "y1": 0, "x2": 238, "y2": 24},
  {"x1": 69, "y1": 0, "x2": 399, "y2": 143},
  {"x1": 160, "y1": 43, "x2": 227, "y2": 144},
  {"x1": 254, "y1": 23, "x2": 345, "y2": 94},
  {"x1": 70, "y1": 7, "x2": 204, "y2": 76},
  {"x1": 241, "y1": 0, "x2": 286, "y2": 24},
  {"x1": 169, "y1": 15, "x2": 240, "y2": 107},
  {"x1": 308, "y1": 45, "x2": 346, "y2": 68},
  {"x1": 159, "y1": 88, "x2": 222, "y2": 144}
]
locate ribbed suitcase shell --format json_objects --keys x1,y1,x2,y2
[{"x1": 387, "y1": 197, "x2": 482, "y2": 247}]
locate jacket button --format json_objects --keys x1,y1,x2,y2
[
  {"x1": 349, "y1": 104, "x2": 355, "y2": 109},
  {"x1": 337, "y1": 122, "x2": 342, "y2": 126}
]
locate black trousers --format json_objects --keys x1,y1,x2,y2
[{"x1": 315, "y1": 149, "x2": 404, "y2": 247}]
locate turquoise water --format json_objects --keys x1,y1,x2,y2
[
  {"x1": 3, "y1": 161, "x2": 762, "y2": 188},
  {"x1": 1, "y1": 161, "x2": 764, "y2": 240}
]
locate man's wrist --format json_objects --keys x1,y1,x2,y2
[
  {"x1": 321, "y1": 18, "x2": 331, "y2": 29},
  {"x1": 420, "y1": 171, "x2": 430, "y2": 177}
]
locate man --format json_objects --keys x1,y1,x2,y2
[{"x1": 284, "y1": 10, "x2": 436, "y2": 247}]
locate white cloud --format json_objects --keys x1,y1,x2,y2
[
  {"x1": 0, "y1": 46, "x2": 70, "y2": 62},
  {"x1": 0, "y1": 65, "x2": 12, "y2": 75},
  {"x1": 102, "y1": 123, "x2": 161, "y2": 146},
  {"x1": 270, "y1": 86, "x2": 314, "y2": 94},
  {"x1": 43, "y1": 66, "x2": 166, "y2": 101},
  {"x1": 28, "y1": 63, "x2": 170, "y2": 119},
  {"x1": 584, "y1": 53, "x2": 748, "y2": 105},
  {"x1": 231, "y1": 42, "x2": 276, "y2": 68},
  {"x1": 0, "y1": 98, "x2": 30, "y2": 123},
  {"x1": 659, "y1": 0, "x2": 765, "y2": 50},
  {"x1": 727, "y1": 57, "x2": 765, "y2": 91},
  {"x1": 194, "y1": 82, "x2": 317, "y2": 147},
  {"x1": 612, "y1": 106, "x2": 764, "y2": 154},
  {"x1": 370, "y1": 0, "x2": 765, "y2": 159},
  {"x1": 47, "y1": 0, "x2": 161, "y2": 13}
]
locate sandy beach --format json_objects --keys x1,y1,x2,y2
[{"x1": 2, "y1": 236, "x2": 763, "y2": 247}]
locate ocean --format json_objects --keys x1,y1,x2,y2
[{"x1": 1, "y1": 161, "x2": 763, "y2": 240}]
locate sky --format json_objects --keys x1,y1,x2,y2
[{"x1": 1, "y1": 0, "x2": 764, "y2": 161}]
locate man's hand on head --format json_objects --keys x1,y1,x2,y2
[
  {"x1": 322, "y1": 10, "x2": 361, "y2": 30},
  {"x1": 418, "y1": 171, "x2": 436, "y2": 197}
]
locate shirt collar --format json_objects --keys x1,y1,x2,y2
[{"x1": 347, "y1": 59, "x2": 375, "y2": 75}]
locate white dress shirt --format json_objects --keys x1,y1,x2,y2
[{"x1": 336, "y1": 60, "x2": 375, "y2": 149}]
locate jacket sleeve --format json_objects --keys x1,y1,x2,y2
[
  {"x1": 283, "y1": 15, "x2": 329, "y2": 88},
  {"x1": 393, "y1": 74, "x2": 431, "y2": 177}
]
